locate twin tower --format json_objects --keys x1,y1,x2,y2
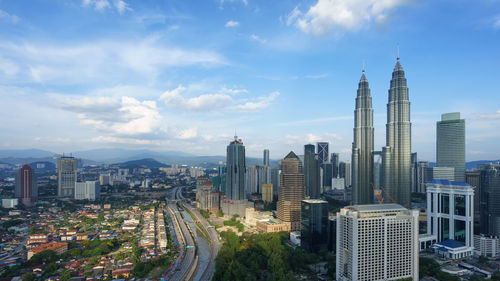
[{"x1": 352, "y1": 56, "x2": 412, "y2": 207}]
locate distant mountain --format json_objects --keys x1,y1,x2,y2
[
  {"x1": 29, "y1": 161, "x2": 56, "y2": 172},
  {"x1": 0, "y1": 149, "x2": 56, "y2": 158},
  {"x1": 118, "y1": 158, "x2": 169, "y2": 169},
  {"x1": 426, "y1": 160, "x2": 500, "y2": 171},
  {"x1": 72, "y1": 148, "x2": 194, "y2": 163},
  {"x1": 466, "y1": 160, "x2": 500, "y2": 170}
]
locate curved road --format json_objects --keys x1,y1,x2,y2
[
  {"x1": 167, "y1": 190, "x2": 196, "y2": 281},
  {"x1": 175, "y1": 186, "x2": 222, "y2": 281}
]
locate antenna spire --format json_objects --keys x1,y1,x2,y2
[
  {"x1": 362, "y1": 60, "x2": 365, "y2": 72},
  {"x1": 397, "y1": 44, "x2": 400, "y2": 61}
]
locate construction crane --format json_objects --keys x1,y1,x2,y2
[{"x1": 370, "y1": 182, "x2": 402, "y2": 207}]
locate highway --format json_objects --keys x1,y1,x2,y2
[
  {"x1": 175, "y1": 186, "x2": 222, "y2": 281},
  {"x1": 166, "y1": 188, "x2": 197, "y2": 281}
]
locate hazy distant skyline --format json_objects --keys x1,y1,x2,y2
[{"x1": 1, "y1": 0, "x2": 499, "y2": 161}]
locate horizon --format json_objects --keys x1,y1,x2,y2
[{"x1": 1, "y1": 1, "x2": 499, "y2": 162}]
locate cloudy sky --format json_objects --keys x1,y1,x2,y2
[{"x1": 0, "y1": 0, "x2": 499, "y2": 161}]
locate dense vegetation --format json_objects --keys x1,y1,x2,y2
[
  {"x1": 223, "y1": 215, "x2": 244, "y2": 232},
  {"x1": 419, "y1": 257, "x2": 460, "y2": 281},
  {"x1": 131, "y1": 253, "x2": 176, "y2": 278},
  {"x1": 214, "y1": 230, "x2": 335, "y2": 281}
]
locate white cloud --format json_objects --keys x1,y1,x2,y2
[
  {"x1": 219, "y1": 0, "x2": 248, "y2": 7},
  {"x1": 233, "y1": 91, "x2": 279, "y2": 111},
  {"x1": 83, "y1": 0, "x2": 111, "y2": 12},
  {"x1": 494, "y1": 17, "x2": 500, "y2": 29},
  {"x1": 0, "y1": 56, "x2": 20, "y2": 76},
  {"x1": 478, "y1": 109, "x2": 500, "y2": 119},
  {"x1": 220, "y1": 87, "x2": 248, "y2": 95},
  {"x1": 0, "y1": 9, "x2": 19, "y2": 23},
  {"x1": 290, "y1": 0, "x2": 408, "y2": 36},
  {"x1": 83, "y1": 0, "x2": 131, "y2": 13},
  {"x1": 55, "y1": 95, "x2": 161, "y2": 136},
  {"x1": 0, "y1": 39, "x2": 225, "y2": 84},
  {"x1": 115, "y1": 0, "x2": 132, "y2": 14},
  {"x1": 250, "y1": 34, "x2": 266, "y2": 43},
  {"x1": 176, "y1": 128, "x2": 198, "y2": 139},
  {"x1": 160, "y1": 85, "x2": 232, "y2": 112},
  {"x1": 305, "y1": 73, "x2": 329, "y2": 79},
  {"x1": 286, "y1": 7, "x2": 301, "y2": 26},
  {"x1": 160, "y1": 85, "x2": 278, "y2": 112},
  {"x1": 225, "y1": 20, "x2": 240, "y2": 27}
]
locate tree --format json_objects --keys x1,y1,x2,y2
[{"x1": 22, "y1": 273, "x2": 35, "y2": 281}]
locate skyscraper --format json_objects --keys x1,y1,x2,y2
[
  {"x1": 277, "y1": 151, "x2": 305, "y2": 231},
  {"x1": 226, "y1": 135, "x2": 246, "y2": 201},
  {"x1": 382, "y1": 56, "x2": 412, "y2": 207},
  {"x1": 331, "y1": 153, "x2": 340, "y2": 178},
  {"x1": 58, "y1": 156, "x2": 77, "y2": 198},
  {"x1": 263, "y1": 149, "x2": 270, "y2": 166},
  {"x1": 437, "y1": 112, "x2": 466, "y2": 182},
  {"x1": 336, "y1": 204, "x2": 419, "y2": 281},
  {"x1": 15, "y1": 164, "x2": 37, "y2": 206},
  {"x1": 304, "y1": 144, "x2": 320, "y2": 198},
  {"x1": 479, "y1": 164, "x2": 500, "y2": 236},
  {"x1": 300, "y1": 199, "x2": 329, "y2": 252},
  {"x1": 352, "y1": 68, "x2": 374, "y2": 204},
  {"x1": 317, "y1": 142, "x2": 329, "y2": 164}
]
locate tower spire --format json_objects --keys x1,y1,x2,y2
[
  {"x1": 362, "y1": 60, "x2": 365, "y2": 73},
  {"x1": 397, "y1": 45, "x2": 400, "y2": 61}
]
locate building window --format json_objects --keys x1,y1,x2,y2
[
  {"x1": 455, "y1": 195, "x2": 466, "y2": 216},
  {"x1": 441, "y1": 218, "x2": 449, "y2": 241},
  {"x1": 454, "y1": 220, "x2": 466, "y2": 244},
  {"x1": 441, "y1": 194, "x2": 449, "y2": 214}
]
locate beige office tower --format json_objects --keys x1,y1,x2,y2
[
  {"x1": 262, "y1": 184, "x2": 273, "y2": 203},
  {"x1": 382, "y1": 56, "x2": 412, "y2": 207},
  {"x1": 277, "y1": 151, "x2": 305, "y2": 231},
  {"x1": 336, "y1": 204, "x2": 419, "y2": 281},
  {"x1": 58, "y1": 156, "x2": 77, "y2": 198}
]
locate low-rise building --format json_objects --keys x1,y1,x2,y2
[
  {"x1": 256, "y1": 219, "x2": 290, "y2": 233},
  {"x1": 245, "y1": 208, "x2": 273, "y2": 227},
  {"x1": 2, "y1": 198, "x2": 18, "y2": 208},
  {"x1": 474, "y1": 234, "x2": 500, "y2": 258},
  {"x1": 28, "y1": 242, "x2": 68, "y2": 260}
]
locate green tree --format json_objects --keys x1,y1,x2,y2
[{"x1": 22, "y1": 273, "x2": 35, "y2": 281}]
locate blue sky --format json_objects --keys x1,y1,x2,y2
[{"x1": 0, "y1": 0, "x2": 499, "y2": 161}]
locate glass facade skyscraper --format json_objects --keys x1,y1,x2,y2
[
  {"x1": 226, "y1": 135, "x2": 246, "y2": 201},
  {"x1": 352, "y1": 68, "x2": 374, "y2": 204},
  {"x1": 437, "y1": 112, "x2": 465, "y2": 182},
  {"x1": 300, "y1": 199, "x2": 328, "y2": 252},
  {"x1": 382, "y1": 57, "x2": 412, "y2": 207},
  {"x1": 304, "y1": 144, "x2": 319, "y2": 198}
]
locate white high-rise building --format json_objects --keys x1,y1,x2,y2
[
  {"x1": 426, "y1": 179, "x2": 474, "y2": 258},
  {"x1": 75, "y1": 181, "x2": 101, "y2": 201},
  {"x1": 336, "y1": 204, "x2": 419, "y2": 281}
]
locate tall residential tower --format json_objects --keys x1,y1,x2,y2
[
  {"x1": 352, "y1": 68, "x2": 374, "y2": 204},
  {"x1": 58, "y1": 156, "x2": 77, "y2": 198},
  {"x1": 382, "y1": 56, "x2": 412, "y2": 207}
]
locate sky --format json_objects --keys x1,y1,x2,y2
[{"x1": 0, "y1": 0, "x2": 499, "y2": 162}]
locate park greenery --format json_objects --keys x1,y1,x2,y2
[
  {"x1": 223, "y1": 214, "x2": 244, "y2": 232},
  {"x1": 419, "y1": 257, "x2": 460, "y2": 281},
  {"x1": 214, "y1": 230, "x2": 335, "y2": 281}
]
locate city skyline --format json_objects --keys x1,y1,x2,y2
[{"x1": 1, "y1": 1, "x2": 500, "y2": 162}]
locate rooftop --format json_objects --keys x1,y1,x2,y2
[
  {"x1": 348, "y1": 203, "x2": 406, "y2": 212},
  {"x1": 435, "y1": 239, "x2": 466, "y2": 249},
  {"x1": 429, "y1": 179, "x2": 470, "y2": 187},
  {"x1": 302, "y1": 199, "x2": 328, "y2": 204}
]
